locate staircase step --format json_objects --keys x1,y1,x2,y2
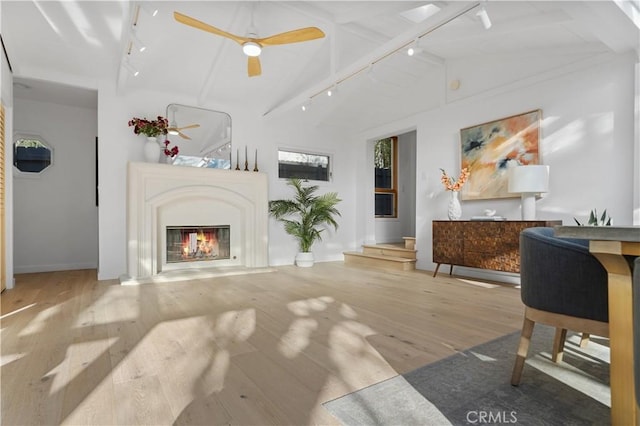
[
  {"x1": 343, "y1": 251, "x2": 416, "y2": 271},
  {"x1": 403, "y1": 237, "x2": 416, "y2": 250},
  {"x1": 361, "y1": 244, "x2": 417, "y2": 260}
]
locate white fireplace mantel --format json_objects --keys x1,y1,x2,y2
[{"x1": 126, "y1": 162, "x2": 269, "y2": 281}]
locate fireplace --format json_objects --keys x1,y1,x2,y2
[
  {"x1": 166, "y1": 226, "x2": 230, "y2": 263},
  {"x1": 126, "y1": 162, "x2": 269, "y2": 281}
]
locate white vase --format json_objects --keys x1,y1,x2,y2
[
  {"x1": 143, "y1": 137, "x2": 161, "y2": 163},
  {"x1": 295, "y1": 252, "x2": 315, "y2": 267},
  {"x1": 448, "y1": 191, "x2": 462, "y2": 220}
]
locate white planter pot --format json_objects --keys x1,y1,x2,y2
[{"x1": 295, "y1": 252, "x2": 314, "y2": 267}]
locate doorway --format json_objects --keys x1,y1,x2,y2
[
  {"x1": 374, "y1": 130, "x2": 416, "y2": 244},
  {"x1": 12, "y1": 78, "x2": 98, "y2": 273}
]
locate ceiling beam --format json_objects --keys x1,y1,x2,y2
[
  {"x1": 262, "y1": 1, "x2": 479, "y2": 118},
  {"x1": 196, "y1": 3, "x2": 245, "y2": 106}
]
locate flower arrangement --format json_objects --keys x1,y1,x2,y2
[
  {"x1": 163, "y1": 140, "x2": 179, "y2": 158},
  {"x1": 128, "y1": 116, "x2": 169, "y2": 137},
  {"x1": 440, "y1": 167, "x2": 470, "y2": 192}
]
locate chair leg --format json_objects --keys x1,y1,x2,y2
[
  {"x1": 511, "y1": 316, "x2": 535, "y2": 386},
  {"x1": 579, "y1": 333, "x2": 590, "y2": 348},
  {"x1": 552, "y1": 328, "x2": 568, "y2": 363}
]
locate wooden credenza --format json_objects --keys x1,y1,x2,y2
[{"x1": 432, "y1": 220, "x2": 562, "y2": 277}]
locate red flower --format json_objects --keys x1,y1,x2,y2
[{"x1": 128, "y1": 116, "x2": 169, "y2": 137}]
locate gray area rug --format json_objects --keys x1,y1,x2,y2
[{"x1": 324, "y1": 325, "x2": 610, "y2": 425}]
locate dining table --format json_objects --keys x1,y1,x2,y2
[{"x1": 554, "y1": 225, "x2": 640, "y2": 426}]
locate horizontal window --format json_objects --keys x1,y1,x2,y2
[{"x1": 278, "y1": 149, "x2": 331, "y2": 182}]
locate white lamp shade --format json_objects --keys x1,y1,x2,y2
[{"x1": 508, "y1": 165, "x2": 549, "y2": 194}]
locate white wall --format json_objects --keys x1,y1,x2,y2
[
  {"x1": 91, "y1": 51, "x2": 636, "y2": 280},
  {"x1": 374, "y1": 130, "x2": 416, "y2": 243},
  {"x1": 1, "y1": 17, "x2": 15, "y2": 287},
  {"x1": 96, "y1": 82, "x2": 359, "y2": 279},
  {"x1": 355, "y1": 51, "x2": 637, "y2": 282},
  {"x1": 13, "y1": 98, "x2": 98, "y2": 273}
]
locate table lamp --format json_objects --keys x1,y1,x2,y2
[{"x1": 508, "y1": 165, "x2": 549, "y2": 220}]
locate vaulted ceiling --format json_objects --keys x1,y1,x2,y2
[{"x1": 2, "y1": 1, "x2": 639, "y2": 131}]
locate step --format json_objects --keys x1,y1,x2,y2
[
  {"x1": 343, "y1": 251, "x2": 416, "y2": 271},
  {"x1": 361, "y1": 244, "x2": 417, "y2": 260},
  {"x1": 403, "y1": 237, "x2": 416, "y2": 250}
]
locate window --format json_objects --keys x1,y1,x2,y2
[
  {"x1": 374, "y1": 136, "x2": 397, "y2": 217},
  {"x1": 13, "y1": 134, "x2": 52, "y2": 174},
  {"x1": 278, "y1": 149, "x2": 331, "y2": 182}
]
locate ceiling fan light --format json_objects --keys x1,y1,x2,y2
[{"x1": 242, "y1": 42, "x2": 262, "y2": 57}]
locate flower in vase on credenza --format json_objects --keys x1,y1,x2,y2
[{"x1": 440, "y1": 167, "x2": 470, "y2": 191}]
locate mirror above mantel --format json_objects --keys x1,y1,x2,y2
[{"x1": 165, "y1": 103, "x2": 232, "y2": 169}]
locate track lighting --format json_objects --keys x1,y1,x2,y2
[
  {"x1": 139, "y1": 2, "x2": 158, "y2": 17},
  {"x1": 301, "y1": 99, "x2": 311, "y2": 111},
  {"x1": 327, "y1": 84, "x2": 338, "y2": 97},
  {"x1": 130, "y1": 31, "x2": 146, "y2": 52},
  {"x1": 476, "y1": 5, "x2": 492, "y2": 30},
  {"x1": 407, "y1": 39, "x2": 423, "y2": 56},
  {"x1": 123, "y1": 58, "x2": 139, "y2": 77}
]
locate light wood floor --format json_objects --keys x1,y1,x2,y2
[{"x1": 1, "y1": 263, "x2": 524, "y2": 425}]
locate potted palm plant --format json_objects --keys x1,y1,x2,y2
[{"x1": 269, "y1": 178, "x2": 341, "y2": 267}]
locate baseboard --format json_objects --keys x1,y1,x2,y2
[
  {"x1": 452, "y1": 266, "x2": 520, "y2": 285},
  {"x1": 14, "y1": 263, "x2": 98, "y2": 274}
]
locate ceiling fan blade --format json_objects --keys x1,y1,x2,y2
[
  {"x1": 178, "y1": 124, "x2": 200, "y2": 130},
  {"x1": 174, "y1": 12, "x2": 248, "y2": 45},
  {"x1": 258, "y1": 27, "x2": 325, "y2": 46},
  {"x1": 178, "y1": 131, "x2": 192, "y2": 140},
  {"x1": 248, "y1": 56, "x2": 262, "y2": 77}
]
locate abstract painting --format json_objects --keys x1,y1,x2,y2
[{"x1": 460, "y1": 110, "x2": 541, "y2": 200}]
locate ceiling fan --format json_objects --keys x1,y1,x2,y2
[
  {"x1": 168, "y1": 123, "x2": 200, "y2": 140},
  {"x1": 174, "y1": 11, "x2": 325, "y2": 77}
]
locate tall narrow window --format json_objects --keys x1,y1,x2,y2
[{"x1": 374, "y1": 136, "x2": 397, "y2": 217}]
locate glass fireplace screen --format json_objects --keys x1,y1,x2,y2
[{"x1": 166, "y1": 226, "x2": 230, "y2": 263}]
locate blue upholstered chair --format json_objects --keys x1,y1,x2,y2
[{"x1": 511, "y1": 227, "x2": 609, "y2": 386}]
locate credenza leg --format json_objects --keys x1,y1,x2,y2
[{"x1": 433, "y1": 264, "x2": 441, "y2": 277}]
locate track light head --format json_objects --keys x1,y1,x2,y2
[
  {"x1": 123, "y1": 59, "x2": 139, "y2": 77},
  {"x1": 130, "y1": 31, "x2": 146, "y2": 52},
  {"x1": 476, "y1": 6, "x2": 492, "y2": 30},
  {"x1": 139, "y1": 2, "x2": 158, "y2": 17},
  {"x1": 407, "y1": 39, "x2": 423, "y2": 56}
]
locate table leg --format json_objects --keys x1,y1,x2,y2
[{"x1": 591, "y1": 243, "x2": 638, "y2": 426}]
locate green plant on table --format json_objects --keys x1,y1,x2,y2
[{"x1": 574, "y1": 209, "x2": 612, "y2": 226}]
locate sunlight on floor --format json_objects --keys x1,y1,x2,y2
[
  {"x1": 456, "y1": 278, "x2": 502, "y2": 289},
  {"x1": 0, "y1": 302, "x2": 37, "y2": 320},
  {"x1": 527, "y1": 335, "x2": 611, "y2": 407}
]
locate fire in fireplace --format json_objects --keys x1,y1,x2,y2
[{"x1": 166, "y1": 226, "x2": 230, "y2": 263}]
